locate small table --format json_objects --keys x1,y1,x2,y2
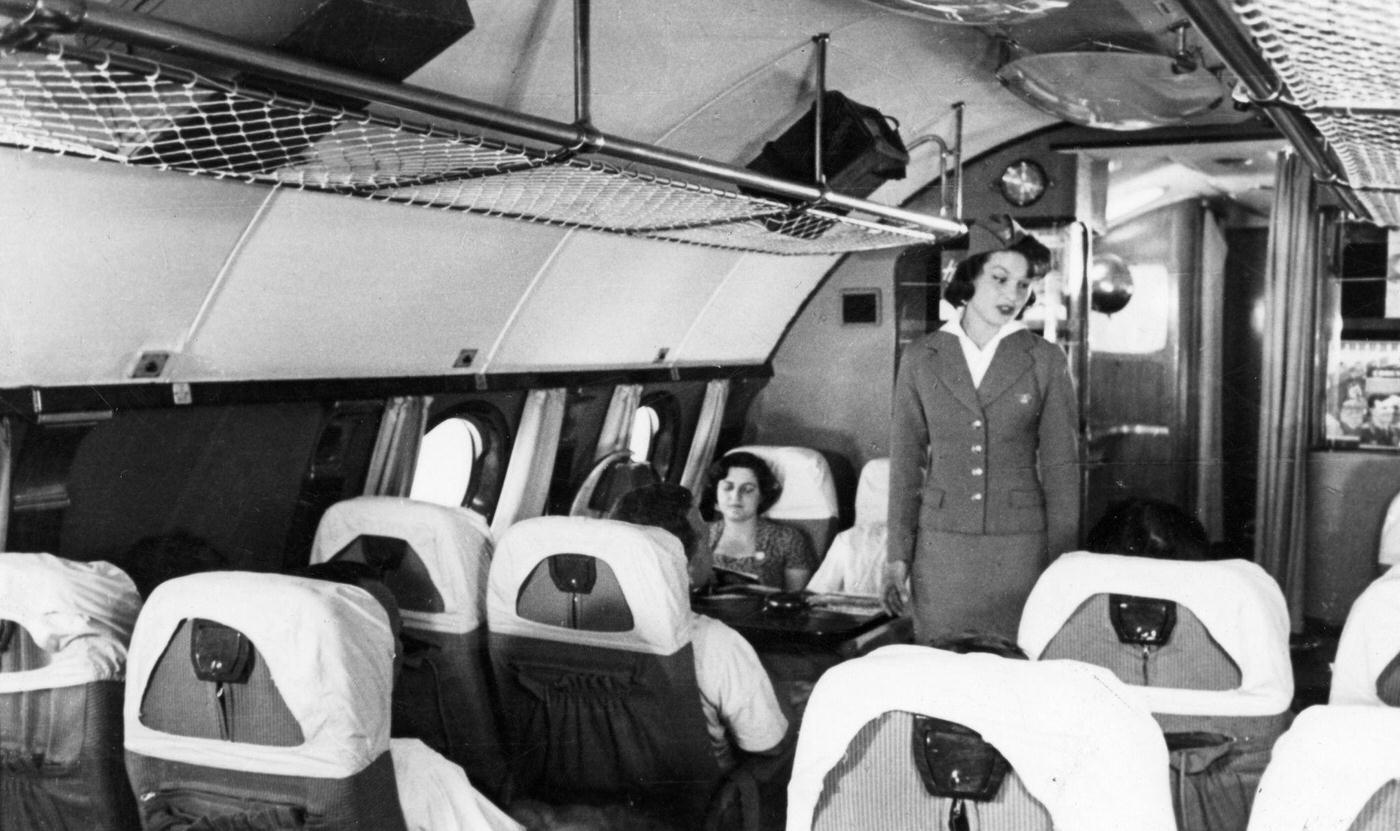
[{"x1": 692, "y1": 593, "x2": 893, "y2": 651}]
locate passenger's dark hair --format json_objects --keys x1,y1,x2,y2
[
  {"x1": 608, "y1": 482, "x2": 698, "y2": 555},
  {"x1": 704, "y1": 451, "x2": 782, "y2": 515},
  {"x1": 942, "y1": 248, "x2": 1035, "y2": 311},
  {"x1": 928, "y1": 631, "x2": 1028, "y2": 659},
  {"x1": 117, "y1": 531, "x2": 227, "y2": 599},
  {"x1": 1085, "y1": 498, "x2": 1209, "y2": 561},
  {"x1": 300, "y1": 560, "x2": 404, "y2": 678}
]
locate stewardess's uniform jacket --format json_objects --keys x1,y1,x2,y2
[{"x1": 888, "y1": 328, "x2": 1081, "y2": 640}]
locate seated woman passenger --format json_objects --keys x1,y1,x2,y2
[
  {"x1": 609, "y1": 483, "x2": 790, "y2": 770},
  {"x1": 1084, "y1": 498, "x2": 1209, "y2": 561},
  {"x1": 703, "y1": 451, "x2": 816, "y2": 591}
]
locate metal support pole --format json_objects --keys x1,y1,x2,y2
[
  {"x1": 812, "y1": 33, "x2": 829, "y2": 187},
  {"x1": 907, "y1": 135, "x2": 950, "y2": 218},
  {"x1": 952, "y1": 101, "x2": 965, "y2": 221},
  {"x1": 573, "y1": 0, "x2": 591, "y2": 129}
]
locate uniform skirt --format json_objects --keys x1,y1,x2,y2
[{"x1": 909, "y1": 529, "x2": 1048, "y2": 643}]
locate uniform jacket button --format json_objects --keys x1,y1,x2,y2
[
  {"x1": 971, "y1": 467, "x2": 984, "y2": 476},
  {"x1": 972, "y1": 419, "x2": 983, "y2": 428},
  {"x1": 971, "y1": 444, "x2": 983, "y2": 453},
  {"x1": 971, "y1": 492, "x2": 983, "y2": 501}
]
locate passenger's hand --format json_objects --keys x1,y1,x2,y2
[{"x1": 882, "y1": 561, "x2": 910, "y2": 616}]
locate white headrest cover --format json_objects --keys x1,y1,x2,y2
[
  {"x1": 310, "y1": 496, "x2": 493, "y2": 635},
  {"x1": 487, "y1": 516, "x2": 691, "y2": 656},
  {"x1": 1379, "y1": 492, "x2": 1400, "y2": 566},
  {"x1": 124, "y1": 571, "x2": 394, "y2": 779},
  {"x1": 1018, "y1": 552, "x2": 1293, "y2": 716},
  {"x1": 787, "y1": 645, "x2": 1175, "y2": 831},
  {"x1": 854, "y1": 458, "x2": 890, "y2": 525},
  {"x1": 0, "y1": 553, "x2": 140, "y2": 692},
  {"x1": 727, "y1": 445, "x2": 838, "y2": 520},
  {"x1": 1331, "y1": 565, "x2": 1400, "y2": 706},
  {"x1": 1246, "y1": 705, "x2": 1400, "y2": 831}
]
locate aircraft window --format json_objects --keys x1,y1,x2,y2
[
  {"x1": 628, "y1": 406, "x2": 660, "y2": 462},
  {"x1": 636, "y1": 392, "x2": 683, "y2": 481},
  {"x1": 1090, "y1": 262, "x2": 1170, "y2": 354},
  {"x1": 410, "y1": 417, "x2": 481, "y2": 508}
]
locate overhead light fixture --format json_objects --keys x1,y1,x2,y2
[
  {"x1": 860, "y1": 0, "x2": 1068, "y2": 25},
  {"x1": 997, "y1": 52, "x2": 1225, "y2": 130}
]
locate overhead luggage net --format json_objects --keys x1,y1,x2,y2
[
  {"x1": 0, "y1": 10, "x2": 964, "y2": 255},
  {"x1": 1232, "y1": 0, "x2": 1400, "y2": 227}
]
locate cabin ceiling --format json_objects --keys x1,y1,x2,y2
[{"x1": 1, "y1": 0, "x2": 1268, "y2": 391}]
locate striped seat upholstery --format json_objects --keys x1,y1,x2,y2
[
  {"x1": 311, "y1": 496, "x2": 507, "y2": 797},
  {"x1": 1247, "y1": 706, "x2": 1400, "y2": 831},
  {"x1": 1021, "y1": 552, "x2": 1294, "y2": 831},
  {"x1": 0, "y1": 554, "x2": 142, "y2": 831},
  {"x1": 790, "y1": 645, "x2": 1176, "y2": 831}
]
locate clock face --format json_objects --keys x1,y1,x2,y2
[{"x1": 998, "y1": 159, "x2": 1048, "y2": 207}]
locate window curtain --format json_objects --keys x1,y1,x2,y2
[
  {"x1": 492, "y1": 387, "x2": 567, "y2": 536},
  {"x1": 594, "y1": 384, "x2": 643, "y2": 462},
  {"x1": 363, "y1": 396, "x2": 429, "y2": 497},
  {"x1": 679, "y1": 379, "x2": 729, "y2": 497},
  {"x1": 0, "y1": 419, "x2": 10, "y2": 548},
  {"x1": 1255, "y1": 152, "x2": 1319, "y2": 632},
  {"x1": 1196, "y1": 209, "x2": 1226, "y2": 540}
]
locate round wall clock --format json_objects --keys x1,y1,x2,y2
[{"x1": 997, "y1": 158, "x2": 1048, "y2": 207}]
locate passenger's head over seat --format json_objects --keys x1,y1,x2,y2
[
  {"x1": 607, "y1": 481, "x2": 710, "y2": 590},
  {"x1": 0, "y1": 553, "x2": 142, "y2": 831},
  {"x1": 787, "y1": 644, "x2": 1175, "y2": 831},
  {"x1": 1085, "y1": 498, "x2": 1210, "y2": 561}
]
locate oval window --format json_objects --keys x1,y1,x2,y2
[{"x1": 410, "y1": 417, "x2": 482, "y2": 508}]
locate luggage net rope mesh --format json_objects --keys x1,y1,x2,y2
[
  {"x1": 1233, "y1": 0, "x2": 1400, "y2": 227},
  {"x1": 0, "y1": 41, "x2": 951, "y2": 255}
]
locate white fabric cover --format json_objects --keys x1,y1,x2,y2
[
  {"x1": 390, "y1": 738, "x2": 522, "y2": 831},
  {"x1": 852, "y1": 458, "x2": 889, "y2": 525},
  {"x1": 487, "y1": 516, "x2": 692, "y2": 655},
  {"x1": 1246, "y1": 705, "x2": 1400, "y2": 831},
  {"x1": 727, "y1": 445, "x2": 838, "y2": 521},
  {"x1": 124, "y1": 571, "x2": 394, "y2": 779},
  {"x1": 0, "y1": 552, "x2": 140, "y2": 693},
  {"x1": 807, "y1": 458, "x2": 888, "y2": 596},
  {"x1": 1380, "y1": 492, "x2": 1400, "y2": 566},
  {"x1": 310, "y1": 496, "x2": 492, "y2": 635},
  {"x1": 1331, "y1": 565, "x2": 1400, "y2": 706},
  {"x1": 786, "y1": 645, "x2": 1175, "y2": 831},
  {"x1": 1018, "y1": 552, "x2": 1293, "y2": 717}
]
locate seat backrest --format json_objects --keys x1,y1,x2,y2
[
  {"x1": 1021, "y1": 552, "x2": 1293, "y2": 831},
  {"x1": 1246, "y1": 705, "x2": 1400, "y2": 831},
  {"x1": 1332, "y1": 565, "x2": 1400, "y2": 707},
  {"x1": 726, "y1": 445, "x2": 840, "y2": 556},
  {"x1": 789, "y1": 645, "x2": 1175, "y2": 831},
  {"x1": 1020, "y1": 552, "x2": 1294, "y2": 721},
  {"x1": 806, "y1": 458, "x2": 889, "y2": 596},
  {"x1": 0, "y1": 553, "x2": 142, "y2": 831},
  {"x1": 486, "y1": 516, "x2": 719, "y2": 815},
  {"x1": 310, "y1": 496, "x2": 506, "y2": 794},
  {"x1": 124, "y1": 571, "x2": 407, "y2": 831}
]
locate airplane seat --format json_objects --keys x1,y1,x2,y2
[
  {"x1": 1020, "y1": 552, "x2": 1294, "y2": 831},
  {"x1": 310, "y1": 495, "x2": 508, "y2": 797},
  {"x1": 807, "y1": 457, "x2": 889, "y2": 596},
  {"x1": 124, "y1": 571, "x2": 408, "y2": 830},
  {"x1": 0, "y1": 553, "x2": 142, "y2": 831},
  {"x1": 788, "y1": 645, "x2": 1175, "y2": 831},
  {"x1": 1331, "y1": 564, "x2": 1400, "y2": 707},
  {"x1": 725, "y1": 445, "x2": 840, "y2": 559},
  {"x1": 1245, "y1": 705, "x2": 1400, "y2": 831},
  {"x1": 487, "y1": 516, "x2": 753, "y2": 829}
]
